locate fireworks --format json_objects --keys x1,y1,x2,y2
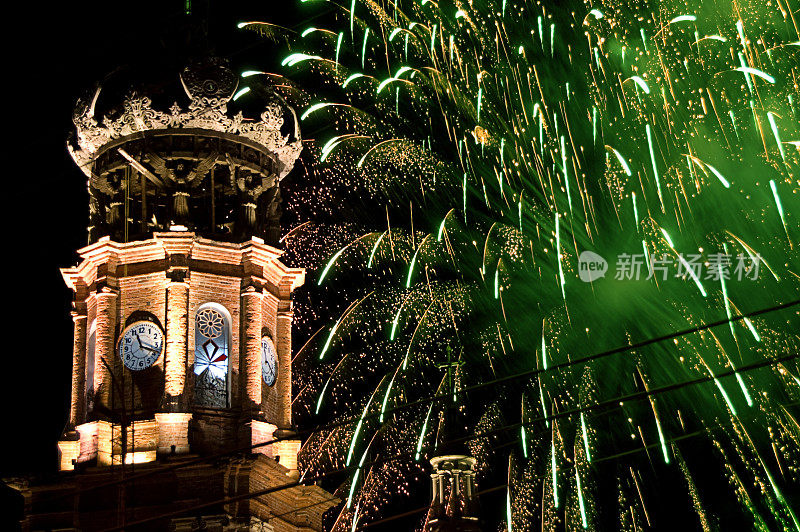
[{"x1": 243, "y1": 0, "x2": 799, "y2": 528}]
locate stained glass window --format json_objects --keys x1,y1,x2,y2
[{"x1": 193, "y1": 304, "x2": 230, "y2": 408}]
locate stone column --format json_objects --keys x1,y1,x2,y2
[
  {"x1": 164, "y1": 279, "x2": 189, "y2": 408},
  {"x1": 154, "y1": 412, "x2": 192, "y2": 455},
  {"x1": 94, "y1": 287, "x2": 118, "y2": 409},
  {"x1": 430, "y1": 474, "x2": 440, "y2": 505},
  {"x1": 241, "y1": 286, "x2": 263, "y2": 413},
  {"x1": 275, "y1": 309, "x2": 293, "y2": 429},
  {"x1": 69, "y1": 313, "x2": 87, "y2": 428},
  {"x1": 57, "y1": 440, "x2": 81, "y2": 472}
]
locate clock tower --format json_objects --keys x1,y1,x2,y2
[{"x1": 17, "y1": 58, "x2": 338, "y2": 531}]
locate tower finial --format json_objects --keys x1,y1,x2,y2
[
  {"x1": 69, "y1": 58, "x2": 301, "y2": 246},
  {"x1": 426, "y1": 347, "x2": 480, "y2": 531}
]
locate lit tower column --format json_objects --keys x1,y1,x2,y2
[
  {"x1": 275, "y1": 308, "x2": 293, "y2": 430},
  {"x1": 69, "y1": 312, "x2": 88, "y2": 427},
  {"x1": 164, "y1": 277, "x2": 189, "y2": 407},
  {"x1": 156, "y1": 270, "x2": 192, "y2": 456},
  {"x1": 59, "y1": 312, "x2": 88, "y2": 471},
  {"x1": 242, "y1": 285, "x2": 264, "y2": 414},
  {"x1": 94, "y1": 287, "x2": 118, "y2": 409}
]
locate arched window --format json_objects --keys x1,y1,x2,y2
[
  {"x1": 193, "y1": 303, "x2": 231, "y2": 408},
  {"x1": 86, "y1": 319, "x2": 96, "y2": 412}
]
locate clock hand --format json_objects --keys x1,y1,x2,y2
[{"x1": 140, "y1": 340, "x2": 158, "y2": 352}]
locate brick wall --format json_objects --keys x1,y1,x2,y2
[
  {"x1": 155, "y1": 412, "x2": 192, "y2": 454},
  {"x1": 61, "y1": 233, "x2": 305, "y2": 461},
  {"x1": 96, "y1": 419, "x2": 158, "y2": 466},
  {"x1": 192, "y1": 411, "x2": 240, "y2": 454},
  {"x1": 76, "y1": 421, "x2": 98, "y2": 463},
  {"x1": 251, "y1": 420, "x2": 278, "y2": 459},
  {"x1": 244, "y1": 455, "x2": 339, "y2": 531}
]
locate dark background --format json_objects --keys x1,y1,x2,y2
[{"x1": 1, "y1": 0, "x2": 320, "y2": 477}]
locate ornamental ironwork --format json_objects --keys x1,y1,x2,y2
[{"x1": 68, "y1": 57, "x2": 302, "y2": 246}]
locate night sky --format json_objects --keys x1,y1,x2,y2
[{"x1": 2, "y1": 0, "x2": 314, "y2": 477}]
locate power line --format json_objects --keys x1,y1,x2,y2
[
  {"x1": 98, "y1": 351, "x2": 797, "y2": 531},
  {"x1": 47, "y1": 299, "x2": 799, "y2": 503}
]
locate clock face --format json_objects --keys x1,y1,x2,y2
[
  {"x1": 261, "y1": 336, "x2": 277, "y2": 386},
  {"x1": 119, "y1": 320, "x2": 164, "y2": 371}
]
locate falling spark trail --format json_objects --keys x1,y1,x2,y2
[
  {"x1": 703, "y1": 162, "x2": 731, "y2": 188},
  {"x1": 318, "y1": 293, "x2": 372, "y2": 361},
  {"x1": 318, "y1": 247, "x2": 348, "y2": 285},
  {"x1": 719, "y1": 250, "x2": 754, "y2": 408},
  {"x1": 743, "y1": 318, "x2": 761, "y2": 342},
  {"x1": 346, "y1": 469, "x2": 360, "y2": 508},
  {"x1": 718, "y1": 252, "x2": 735, "y2": 340},
  {"x1": 580, "y1": 412, "x2": 592, "y2": 462},
  {"x1": 319, "y1": 318, "x2": 343, "y2": 360},
  {"x1": 767, "y1": 112, "x2": 786, "y2": 162},
  {"x1": 627, "y1": 75, "x2": 651, "y2": 94},
  {"x1": 735, "y1": 66, "x2": 776, "y2": 84},
  {"x1": 301, "y1": 102, "x2": 337, "y2": 121},
  {"x1": 350, "y1": 503, "x2": 359, "y2": 532},
  {"x1": 406, "y1": 235, "x2": 431, "y2": 288},
  {"x1": 437, "y1": 210, "x2": 453, "y2": 241},
  {"x1": 367, "y1": 232, "x2": 385, "y2": 268},
  {"x1": 711, "y1": 369, "x2": 738, "y2": 416},
  {"x1": 361, "y1": 28, "x2": 369, "y2": 68},
  {"x1": 335, "y1": 32, "x2": 343, "y2": 69},
  {"x1": 506, "y1": 481, "x2": 513, "y2": 531},
  {"x1": 232, "y1": 87, "x2": 250, "y2": 101},
  {"x1": 609, "y1": 147, "x2": 632, "y2": 175},
  {"x1": 576, "y1": 469, "x2": 588, "y2": 529},
  {"x1": 670, "y1": 14, "x2": 697, "y2": 24},
  {"x1": 551, "y1": 437, "x2": 559, "y2": 508},
  {"x1": 345, "y1": 384, "x2": 380, "y2": 466},
  {"x1": 415, "y1": 401, "x2": 435, "y2": 460},
  {"x1": 555, "y1": 214, "x2": 566, "y2": 299},
  {"x1": 561, "y1": 136, "x2": 572, "y2": 212},
  {"x1": 770, "y1": 180, "x2": 789, "y2": 240},
  {"x1": 646, "y1": 124, "x2": 664, "y2": 208},
  {"x1": 343, "y1": 73, "x2": 368, "y2": 88},
  {"x1": 315, "y1": 379, "x2": 330, "y2": 414},
  {"x1": 645, "y1": 393, "x2": 671, "y2": 465},
  {"x1": 494, "y1": 261, "x2": 501, "y2": 299},
  {"x1": 520, "y1": 425, "x2": 528, "y2": 458},
  {"x1": 379, "y1": 373, "x2": 396, "y2": 423},
  {"x1": 539, "y1": 385, "x2": 549, "y2": 427},
  {"x1": 677, "y1": 253, "x2": 708, "y2": 296},
  {"x1": 463, "y1": 173, "x2": 468, "y2": 222},
  {"x1": 660, "y1": 228, "x2": 675, "y2": 248}
]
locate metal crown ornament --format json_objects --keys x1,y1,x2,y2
[{"x1": 68, "y1": 57, "x2": 303, "y2": 245}]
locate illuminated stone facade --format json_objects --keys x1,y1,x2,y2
[
  {"x1": 15, "y1": 58, "x2": 338, "y2": 531},
  {"x1": 58, "y1": 232, "x2": 304, "y2": 467}
]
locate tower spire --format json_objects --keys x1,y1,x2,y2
[{"x1": 426, "y1": 347, "x2": 481, "y2": 531}]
